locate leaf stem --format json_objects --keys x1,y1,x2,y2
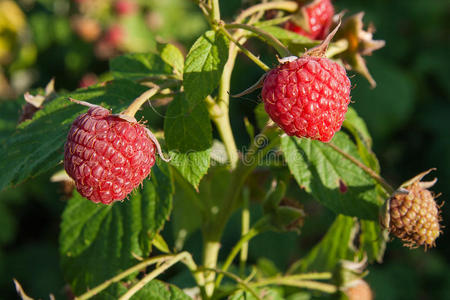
[
  {"x1": 118, "y1": 252, "x2": 190, "y2": 300},
  {"x1": 284, "y1": 272, "x2": 333, "y2": 280},
  {"x1": 74, "y1": 254, "x2": 176, "y2": 300},
  {"x1": 235, "y1": 1, "x2": 299, "y2": 24},
  {"x1": 215, "y1": 218, "x2": 268, "y2": 287},
  {"x1": 240, "y1": 187, "x2": 251, "y2": 275},
  {"x1": 225, "y1": 23, "x2": 291, "y2": 57},
  {"x1": 200, "y1": 268, "x2": 262, "y2": 300},
  {"x1": 218, "y1": 25, "x2": 270, "y2": 72},
  {"x1": 121, "y1": 82, "x2": 176, "y2": 118},
  {"x1": 327, "y1": 142, "x2": 395, "y2": 194},
  {"x1": 251, "y1": 277, "x2": 337, "y2": 294}
]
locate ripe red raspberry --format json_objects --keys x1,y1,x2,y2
[
  {"x1": 115, "y1": 0, "x2": 138, "y2": 16},
  {"x1": 261, "y1": 56, "x2": 351, "y2": 142},
  {"x1": 285, "y1": 0, "x2": 334, "y2": 40},
  {"x1": 64, "y1": 105, "x2": 155, "y2": 204}
]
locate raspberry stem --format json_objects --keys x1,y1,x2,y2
[
  {"x1": 121, "y1": 84, "x2": 170, "y2": 118},
  {"x1": 225, "y1": 23, "x2": 291, "y2": 57},
  {"x1": 74, "y1": 254, "x2": 180, "y2": 300},
  {"x1": 118, "y1": 252, "x2": 193, "y2": 300},
  {"x1": 215, "y1": 217, "x2": 269, "y2": 287},
  {"x1": 218, "y1": 24, "x2": 270, "y2": 71},
  {"x1": 250, "y1": 277, "x2": 337, "y2": 293},
  {"x1": 199, "y1": 268, "x2": 262, "y2": 300}
]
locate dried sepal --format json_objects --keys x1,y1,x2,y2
[{"x1": 335, "y1": 12, "x2": 385, "y2": 88}]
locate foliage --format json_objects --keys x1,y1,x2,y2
[{"x1": 0, "y1": 0, "x2": 448, "y2": 299}]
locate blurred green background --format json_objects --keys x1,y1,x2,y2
[{"x1": 0, "y1": 0, "x2": 449, "y2": 299}]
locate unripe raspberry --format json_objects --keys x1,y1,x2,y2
[
  {"x1": 386, "y1": 170, "x2": 442, "y2": 249},
  {"x1": 285, "y1": 0, "x2": 334, "y2": 40},
  {"x1": 261, "y1": 55, "x2": 351, "y2": 142},
  {"x1": 64, "y1": 105, "x2": 155, "y2": 204},
  {"x1": 344, "y1": 280, "x2": 373, "y2": 300}
]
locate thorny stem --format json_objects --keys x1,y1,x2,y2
[
  {"x1": 225, "y1": 23, "x2": 291, "y2": 57},
  {"x1": 218, "y1": 25, "x2": 270, "y2": 72},
  {"x1": 74, "y1": 254, "x2": 177, "y2": 300},
  {"x1": 235, "y1": 1, "x2": 299, "y2": 24},
  {"x1": 118, "y1": 252, "x2": 191, "y2": 300},
  {"x1": 327, "y1": 142, "x2": 395, "y2": 194}
]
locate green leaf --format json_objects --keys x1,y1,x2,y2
[
  {"x1": 254, "y1": 25, "x2": 317, "y2": 56},
  {"x1": 172, "y1": 173, "x2": 202, "y2": 251},
  {"x1": 295, "y1": 215, "x2": 356, "y2": 273},
  {"x1": 110, "y1": 53, "x2": 173, "y2": 81},
  {"x1": 359, "y1": 219, "x2": 386, "y2": 263},
  {"x1": 254, "y1": 103, "x2": 269, "y2": 130},
  {"x1": 133, "y1": 280, "x2": 191, "y2": 300},
  {"x1": 59, "y1": 161, "x2": 173, "y2": 295},
  {"x1": 183, "y1": 30, "x2": 228, "y2": 104},
  {"x1": 0, "y1": 80, "x2": 148, "y2": 192},
  {"x1": 343, "y1": 107, "x2": 379, "y2": 172},
  {"x1": 281, "y1": 132, "x2": 381, "y2": 220},
  {"x1": 152, "y1": 233, "x2": 171, "y2": 254},
  {"x1": 158, "y1": 43, "x2": 185, "y2": 76},
  {"x1": 93, "y1": 280, "x2": 189, "y2": 300},
  {"x1": 230, "y1": 287, "x2": 284, "y2": 300},
  {"x1": 164, "y1": 93, "x2": 212, "y2": 188},
  {"x1": 258, "y1": 26, "x2": 314, "y2": 44}
]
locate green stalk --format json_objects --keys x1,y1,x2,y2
[
  {"x1": 251, "y1": 277, "x2": 337, "y2": 294},
  {"x1": 240, "y1": 188, "x2": 251, "y2": 275},
  {"x1": 200, "y1": 268, "x2": 262, "y2": 300},
  {"x1": 118, "y1": 252, "x2": 190, "y2": 300},
  {"x1": 74, "y1": 254, "x2": 178, "y2": 300},
  {"x1": 215, "y1": 218, "x2": 268, "y2": 287},
  {"x1": 202, "y1": 239, "x2": 221, "y2": 297},
  {"x1": 225, "y1": 23, "x2": 291, "y2": 57},
  {"x1": 210, "y1": 0, "x2": 220, "y2": 24},
  {"x1": 235, "y1": 1, "x2": 298, "y2": 24},
  {"x1": 218, "y1": 25, "x2": 270, "y2": 71}
]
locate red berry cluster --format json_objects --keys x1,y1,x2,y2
[
  {"x1": 262, "y1": 56, "x2": 351, "y2": 142},
  {"x1": 64, "y1": 106, "x2": 155, "y2": 204}
]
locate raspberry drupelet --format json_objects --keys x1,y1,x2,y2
[
  {"x1": 64, "y1": 105, "x2": 155, "y2": 204},
  {"x1": 261, "y1": 56, "x2": 351, "y2": 142},
  {"x1": 285, "y1": 0, "x2": 334, "y2": 40}
]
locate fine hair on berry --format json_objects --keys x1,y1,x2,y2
[
  {"x1": 262, "y1": 56, "x2": 351, "y2": 142},
  {"x1": 64, "y1": 105, "x2": 156, "y2": 204}
]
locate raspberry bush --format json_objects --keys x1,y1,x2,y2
[{"x1": 0, "y1": 1, "x2": 444, "y2": 299}]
